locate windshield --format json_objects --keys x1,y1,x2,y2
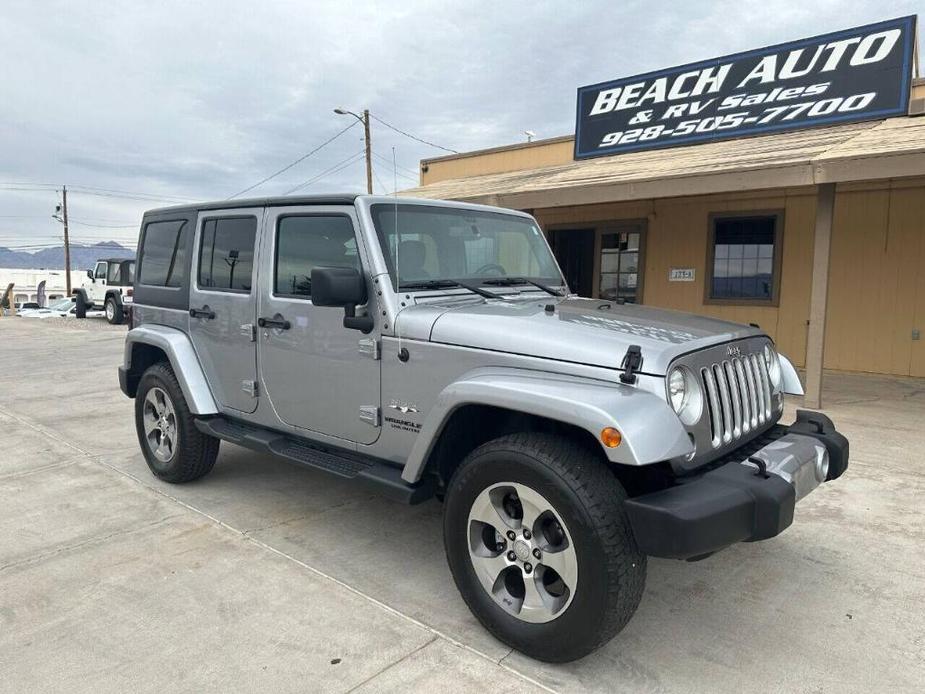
[
  {"x1": 48, "y1": 298, "x2": 75, "y2": 311},
  {"x1": 370, "y1": 204, "x2": 562, "y2": 290}
]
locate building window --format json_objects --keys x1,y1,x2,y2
[
  {"x1": 600, "y1": 224, "x2": 644, "y2": 303},
  {"x1": 707, "y1": 213, "x2": 781, "y2": 304},
  {"x1": 197, "y1": 217, "x2": 257, "y2": 292}
]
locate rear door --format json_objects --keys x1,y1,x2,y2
[
  {"x1": 188, "y1": 209, "x2": 261, "y2": 414},
  {"x1": 257, "y1": 206, "x2": 381, "y2": 445}
]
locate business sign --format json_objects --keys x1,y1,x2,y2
[{"x1": 575, "y1": 16, "x2": 917, "y2": 159}]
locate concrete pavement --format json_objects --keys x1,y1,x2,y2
[{"x1": 1, "y1": 317, "x2": 924, "y2": 692}]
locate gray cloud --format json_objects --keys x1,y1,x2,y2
[{"x1": 1, "y1": 0, "x2": 920, "y2": 248}]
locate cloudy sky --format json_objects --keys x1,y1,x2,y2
[{"x1": 0, "y1": 0, "x2": 920, "y2": 250}]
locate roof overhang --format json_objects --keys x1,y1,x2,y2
[{"x1": 402, "y1": 116, "x2": 925, "y2": 208}]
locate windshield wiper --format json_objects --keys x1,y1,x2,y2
[
  {"x1": 482, "y1": 277, "x2": 565, "y2": 297},
  {"x1": 400, "y1": 279, "x2": 502, "y2": 299}
]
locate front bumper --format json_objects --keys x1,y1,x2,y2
[{"x1": 625, "y1": 410, "x2": 848, "y2": 560}]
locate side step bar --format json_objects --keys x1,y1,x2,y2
[{"x1": 195, "y1": 416, "x2": 434, "y2": 505}]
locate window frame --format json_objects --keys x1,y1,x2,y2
[
  {"x1": 272, "y1": 212, "x2": 362, "y2": 302},
  {"x1": 94, "y1": 261, "x2": 108, "y2": 280},
  {"x1": 704, "y1": 210, "x2": 785, "y2": 307},
  {"x1": 195, "y1": 214, "x2": 259, "y2": 295}
]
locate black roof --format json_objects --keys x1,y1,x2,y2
[
  {"x1": 143, "y1": 194, "x2": 361, "y2": 216},
  {"x1": 101, "y1": 257, "x2": 135, "y2": 264}
]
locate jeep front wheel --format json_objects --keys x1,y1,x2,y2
[
  {"x1": 443, "y1": 432, "x2": 646, "y2": 662},
  {"x1": 135, "y1": 362, "x2": 219, "y2": 482}
]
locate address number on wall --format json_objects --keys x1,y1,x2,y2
[{"x1": 669, "y1": 268, "x2": 695, "y2": 282}]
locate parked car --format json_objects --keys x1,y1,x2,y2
[
  {"x1": 118, "y1": 195, "x2": 849, "y2": 662},
  {"x1": 74, "y1": 258, "x2": 135, "y2": 324},
  {"x1": 20, "y1": 297, "x2": 105, "y2": 319}
]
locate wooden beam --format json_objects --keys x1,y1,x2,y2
[{"x1": 804, "y1": 183, "x2": 836, "y2": 408}]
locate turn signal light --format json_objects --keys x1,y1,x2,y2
[{"x1": 600, "y1": 427, "x2": 622, "y2": 448}]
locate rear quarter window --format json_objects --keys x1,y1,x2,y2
[{"x1": 138, "y1": 219, "x2": 189, "y2": 287}]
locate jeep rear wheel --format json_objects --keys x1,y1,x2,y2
[
  {"x1": 135, "y1": 362, "x2": 219, "y2": 483},
  {"x1": 105, "y1": 295, "x2": 123, "y2": 324},
  {"x1": 443, "y1": 432, "x2": 646, "y2": 662}
]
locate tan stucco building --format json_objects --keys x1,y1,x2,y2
[{"x1": 403, "y1": 78, "x2": 925, "y2": 405}]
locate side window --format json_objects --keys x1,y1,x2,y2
[
  {"x1": 138, "y1": 219, "x2": 189, "y2": 287},
  {"x1": 275, "y1": 215, "x2": 360, "y2": 298},
  {"x1": 107, "y1": 263, "x2": 121, "y2": 283},
  {"x1": 94, "y1": 262, "x2": 107, "y2": 279},
  {"x1": 198, "y1": 217, "x2": 257, "y2": 292}
]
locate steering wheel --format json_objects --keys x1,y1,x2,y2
[{"x1": 473, "y1": 263, "x2": 507, "y2": 277}]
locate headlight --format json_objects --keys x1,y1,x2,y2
[
  {"x1": 763, "y1": 344, "x2": 781, "y2": 388},
  {"x1": 667, "y1": 366, "x2": 703, "y2": 425}
]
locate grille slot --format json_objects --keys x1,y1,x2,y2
[{"x1": 701, "y1": 354, "x2": 773, "y2": 449}]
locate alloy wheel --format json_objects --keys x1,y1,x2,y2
[
  {"x1": 467, "y1": 481, "x2": 578, "y2": 623},
  {"x1": 142, "y1": 386, "x2": 178, "y2": 463}
]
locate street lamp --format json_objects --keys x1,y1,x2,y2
[{"x1": 334, "y1": 107, "x2": 373, "y2": 194}]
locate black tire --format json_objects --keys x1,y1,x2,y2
[
  {"x1": 443, "y1": 432, "x2": 646, "y2": 663},
  {"x1": 135, "y1": 362, "x2": 219, "y2": 483},
  {"x1": 74, "y1": 291, "x2": 87, "y2": 319},
  {"x1": 105, "y1": 295, "x2": 123, "y2": 325}
]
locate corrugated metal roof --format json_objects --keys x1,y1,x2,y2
[{"x1": 401, "y1": 117, "x2": 925, "y2": 208}]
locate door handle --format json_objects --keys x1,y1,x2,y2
[
  {"x1": 258, "y1": 316, "x2": 291, "y2": 330},
  {"x1": 189, "y1": 306, "x2": 216, "y2": 319}
]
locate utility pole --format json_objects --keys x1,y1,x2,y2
[
  {"x1": 362, "y1": 109, "x2": 373, "y2": 195},
  {"x1": 62, "y1": 185, "x2": 72, "y2": 295},
  {"x1": 334, "y1": 108, "x2": 373, "y2": 194}
]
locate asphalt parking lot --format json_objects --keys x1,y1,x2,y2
[{"x1": 2, "y1": 318, "x2": 924, "y2": 693}]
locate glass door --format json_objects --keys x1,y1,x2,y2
[{"x1": 599, "y1": 222, "x2": 645, "y2": 303}]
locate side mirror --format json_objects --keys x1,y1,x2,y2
[
  {"x1": 86, "y1": 269, "x2": 94, "y2": 279},
  {"x1": 310, "y1": 267, "x2": 374, "y2": 333}
]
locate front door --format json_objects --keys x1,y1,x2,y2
[
  {"x1": 188, "y1": 210, "x2": 261, "y2": 414},
  {"x1": 90, "y1": 261, "x2": 108, "y2": 303},
  {"x1": 599, "y1": 222, "x2": 645, "y2": 304},
  {"x1": 549, "y1": 228, "x2": 595, "y2": 297},
  {"x1": 257, "y1": 206, "x2": 381, "y2": 445}
]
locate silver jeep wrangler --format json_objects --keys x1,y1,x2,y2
[{"x1": 119, "y1": 195, "x2": 848, "y2": 662}]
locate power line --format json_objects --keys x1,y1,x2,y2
[
  {"x1": 229, "y1": 121, "x2": 360, "y2": 199},
  {"x1": 370, "y1": 151, "x2": 419, "y2": 180},
  {"x1": 284, "y1": 150, "x2": 366, "y2": 195},
  {"x1": 369, "y1": 114, "x2": 457, "y2": 154},
  {"x1": 68, "y1": 219, "x2": 139, "y2": 229},
  {"x1": 0, "y1": 185, "x2": 192, "y2": 204}
]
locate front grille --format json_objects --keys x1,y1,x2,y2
[{"x1": 700, "y1": 354, "x2": 773, "y2": 449}]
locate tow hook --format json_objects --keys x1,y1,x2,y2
[{"x1": 748, "y1": 456, "x2": 770, "y2": 478}]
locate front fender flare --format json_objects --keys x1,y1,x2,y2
[
  {"x1": 779, "y1": 354, "x2": 804, "y2": 395},
  {"x1": 401, "y1": 367, "x2": 693, "y2": 483},
  {"x1": 124, "y1": 325, "x2": 218, "y2": 414}
]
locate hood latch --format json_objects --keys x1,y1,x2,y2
[{"x1": 619, "y1": 344, "x2": 643, "y2": 384}]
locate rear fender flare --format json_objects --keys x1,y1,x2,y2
[
  {"x1": 124, "y1": 325, "x2": 218, "y2": 414},
  {"x1": 400, "y1": 367, "x2": 693, "y2": 483}
]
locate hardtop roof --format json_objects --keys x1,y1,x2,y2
[{"x1": 143, "y1": 194, "x2": 361, "y2": 216}]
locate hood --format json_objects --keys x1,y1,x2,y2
[{"x1": 394, "y1": 295, "x2": 762, "y2": 375}]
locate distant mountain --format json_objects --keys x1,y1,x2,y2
[{"x1": 0, "y1": 241, "x2": 134, "y2": 270}]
